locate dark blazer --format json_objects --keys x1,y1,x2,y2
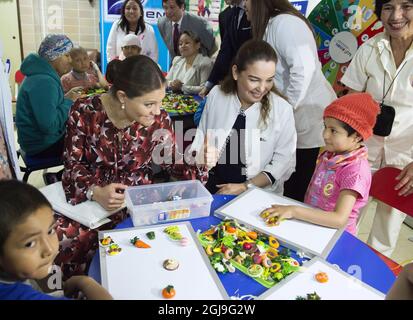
[
  {"x1": 218, "y1": 6, "x2": 232, "y2": 41},
  {"x1": 208, "y1": 7, "x2": 252, "y2": 86},
  {"x1": 158, "y1": 12, "x2": 215, "y2": 62}
]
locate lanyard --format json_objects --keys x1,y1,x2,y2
[{"x1": 382, "y1": 61, "x2": 407, "y2": 103}]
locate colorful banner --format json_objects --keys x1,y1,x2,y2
[
  {"x1": 99, "y1": 0, "x2": 316, "y2": 73},
  {"x1": 100, "y1": 0, "x2": 168, "y2": 72}
]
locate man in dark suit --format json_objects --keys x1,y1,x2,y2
[
  {"x1": 218, "y1": 0, "x2": 233, "y2": 41},
  {"x1": 158, "y1": 0, "x2": 216, "y2": 62},
  {"x1": 200, "y1": 0, "x2": 252, "y2": 97}
]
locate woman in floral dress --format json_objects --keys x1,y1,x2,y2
[{"x1": 55, "y1": 55, "x2": 208, "y2": 278}]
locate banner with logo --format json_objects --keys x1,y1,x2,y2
[
  {"x1": 100, "y1": 0, "x2": 318, "y2": 73},
  {"x1": 100, "y1": 0, "x2": 168, "y2": 72}
]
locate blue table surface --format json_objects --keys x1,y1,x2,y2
[{"x1": 89, "y1": 195, "x2": 396, "y2": 298}]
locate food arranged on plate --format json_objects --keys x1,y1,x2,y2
[
  {"x1": 162, "y1": 93, "x2": 199, "y2": 114},
  {"x1": 80, "y1": 87, "x2": 107, "y2": 98},
  {"x1": 198, "y1": 220, "x2": 301, "y2": 288}
]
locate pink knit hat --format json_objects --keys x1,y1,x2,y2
[{"x1": 323, "y1": 93, "x2": 380, "y2": 140}]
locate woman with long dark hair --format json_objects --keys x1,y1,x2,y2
[
  {"x1": 107, "y1": 0, "x2": 158, "y2": 62},
  {"x1": 245, "y1": 0, "x2": 337, "y2": 202},
  {"x1": 192, "y1": 39, "x2": 296, "y2": 195}
]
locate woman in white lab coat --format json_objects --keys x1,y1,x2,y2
[{"x1": 245, "y1": 0, "x2": 337, "y2": 202}]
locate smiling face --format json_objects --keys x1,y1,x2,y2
[
  {"x1": 119, "y1": 85, "x2": 166, "y2": 127},
  {"x1": 124, "y1": 0, "x2": 142, "y2": 25},
  {"x1": 232, "y1": 60, "x2": 275, "y2": 108},
  {"x1": 178, "y1": 33, "x2": 200, "y2": 57},
  {"x1": 322, "y1": 117, "x2": 361, "y2": 154},
  {"x1": 162, "y1": 0, "x2": 184, "y2": 22},
  {"x1": 381, "y1": 0, "x2": 413, "y2": 40},
  {"x1": 0, "y1": 206, "x2": 58, "y2": 281}
]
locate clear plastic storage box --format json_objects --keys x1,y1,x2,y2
[{"x1": 125, "y1": 180, "x2": 213, "y2": 227}]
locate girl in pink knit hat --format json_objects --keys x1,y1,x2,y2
[{"x1": 260, "y1": 93, "x2": 379, "y2": 234}]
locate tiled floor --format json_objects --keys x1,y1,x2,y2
[{"x1": 357, "y1": 201, "x2": 413, "y2": 266}]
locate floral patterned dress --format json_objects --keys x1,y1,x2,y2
[{"x1": 55, "y1": 95, "x2": 207, "y2": 278}]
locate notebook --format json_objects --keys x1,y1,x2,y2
[{"x1": 40, "y1": 182, "x2": 125, "y2": 229}]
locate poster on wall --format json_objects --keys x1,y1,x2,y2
[
  {"x1": 186, "y1": 0, "x2": 225, "y2": 37},
  {"x1": 307, "y1": 0, "x2": 383, "y2": 96},
  {"x1": 103, "y1": 0, "x2": 164, "y2": 24}
]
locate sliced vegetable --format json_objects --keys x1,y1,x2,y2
[
  {"x1": 266, "y1": 247, "x2": 279, "y2": 259},
  {"x1": 247, "y1": 231, "x2": 258, "y2": 240},
  {"x1": 206, "y1": 245, "x2": 213, "y2": 256},
  {"x1": 262, "y1": 256, "x2": 273, "y2": 268},
  {"x1": 270, "y1": 263, "x2": 281, "y2": 273},
  {"x1": 247, "y1": 264, "x2": 264, "y2": 278},
  {"x1": 269, "y1": 237, "x2": 280, "y2": 249},
  {"x1": 226, "y1": 226, "x2": 237, "y2": 234}
]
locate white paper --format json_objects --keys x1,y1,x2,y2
[
  {"x1": 260, "y1": 258, "x2": 384, "y2": 300},
  {"x1": 40, "y1": 182, "x2": 124, "y2": 229},
  {"x1": 99, "y1": 223, "x2": 227, "y2": 300},
  {"x1": 217, "y1": 188, "x2": 340, "y2": 256},
  {"x1": 0, "y1": 39, "x2": 22, "y2": 179}
]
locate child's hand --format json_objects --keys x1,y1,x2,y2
[
  {"x1": 64, "y1": 276, "x2": 112, "y2": 300},
  {"x1": 261, "y1": 205, "x2": 295, "y2": 225},
  {"x1": 64, "y1": 276, "x2": 88, "y2": 299},
  {"x1": 90, "y1": 61, "x2": 100, "y2": 73}
]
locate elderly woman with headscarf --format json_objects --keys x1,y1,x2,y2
[{"x1": 16, "y1": 34, "x2": 82, "y2": 159}]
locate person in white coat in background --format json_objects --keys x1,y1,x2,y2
[
  {"x1": 191, "y1": 39, "x2": 296, "y2": 195},
  {"x1": 341, "y1": 0, "x2": 413, "y2": 256},
  {"x1": 106, "y1": 0, "x2": 158, "y2": 63},
  {"x1": 166, "y1": 31, "x2": 213, "y2": 95},
  {"x1": 245, "y1": 0, "x2": 337, "y2": 202}
]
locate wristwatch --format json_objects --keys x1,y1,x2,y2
[{"x1": 86, "y1": 186, "x2": 95, "y2": 201}]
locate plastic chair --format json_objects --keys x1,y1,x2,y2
[
  {"x1": 18, "y1": 149, "x2": 62, "y2": 182},
  {"x1": 367, "y1": 167, "x2": 413, "y2": 276}
]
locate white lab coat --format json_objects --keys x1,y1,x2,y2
[
  {"x1": 192, "y1": 86, "x2": 297, "y2": 193},
  {"x1": 264, "y1": 14, "x2": 337, "y2": 149},
  {"x1": 106, "y1": 20, "x2": 158, "y2": 63},
  {"x1": 341, "y1": 32, "x2": 413, "y2": 168},
  {"x1": 341, "y1": 32, "x2": 413, "y2": 256}
]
